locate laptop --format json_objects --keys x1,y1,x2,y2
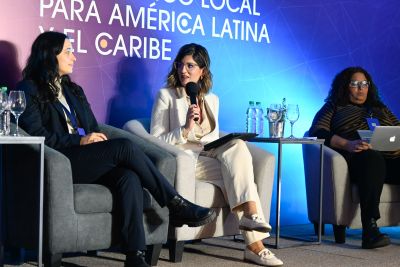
[
  {"x1": 357, "y1": 126, "x2": 400, "y2": 151},
  {"x1": 203, "y1": 132, "x2": 258, "y2": 151}
]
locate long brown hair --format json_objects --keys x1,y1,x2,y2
[{"x1": 166, "y1": 43, "x2": 213, "y2": 95}]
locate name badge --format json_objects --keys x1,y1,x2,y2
[
  {"x1": 77, "y1": 127, "x2": 86, "y2": 136},
  {"x1": 366, "y1": 118, "x2": 380, "y2": 130}
]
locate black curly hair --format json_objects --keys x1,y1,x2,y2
[{"x1": 325, "y1": 66, "x2": 384, "y2": 107}]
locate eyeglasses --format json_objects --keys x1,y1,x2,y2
[
  {"x1": 174, "y1": 62, "x2": 199, "y2": 72},
  {"x1": 349, "y1": 80, "x2": 370, "y2": 89}
]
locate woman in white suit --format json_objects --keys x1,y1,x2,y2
[{"x1": 150, "y1": 43, "x2": 282, "y2": 266}]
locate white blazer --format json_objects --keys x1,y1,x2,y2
[{"x1": 150, "y1": 87, "x2": 220, "y2": 158}]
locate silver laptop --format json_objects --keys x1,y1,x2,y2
[{"x1": 358, "y1": 126, "x2": 400, "y2": 151}]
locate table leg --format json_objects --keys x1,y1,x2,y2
[
  {"x1": 38, "y1": 143, "x2": 44, "y2": 267},
  {"x1": 275, "y1": 143, "x2": 283, "y2": 249},
  {"x1": 317, "y1": 144, "x2": 324, "y2": 243},
  {"x1": 0, "y1": 147, "x2": 4, "y2": 267}
]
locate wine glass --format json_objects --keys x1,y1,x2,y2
[
  {"x1": 267, "y1": 104, "x2": 282, "y2": 138},
  {"x1": 286, "y1": 104, "x2": 300, "y2": 138},
  {"x1": 0, "y1": 90, "x2": 8, "y2": 135},
  {"x1": 9, "y1": 90, "x2": 26, "y2": 136}
]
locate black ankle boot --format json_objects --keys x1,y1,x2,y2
[
  {"x1": 125, "y1": 250, "x2": 149, "y2": 267},
  {"x1": 168, "y1": 195, "x2": 216, "y2": 227},
  {"x1": 361, "y1": 218, "x2": 390, "y2": 249}
]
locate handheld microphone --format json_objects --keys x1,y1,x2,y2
[{"x1": 185, "y1": 82, "x2": 199, "y2": 121}]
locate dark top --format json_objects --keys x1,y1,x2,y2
[
  {"x1": 18, "y1": 80, "x2": 100, "y2": 150},
  {"x1": 309, "y1": 101, "x2": 400, "y2": 159}
]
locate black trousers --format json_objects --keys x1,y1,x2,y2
[
  {"x1": 347, "y1": 149, "x2": 400, "y2": 225},
  {"x1": 59, "y1": 138, "x2": 177, "y2": 251}
]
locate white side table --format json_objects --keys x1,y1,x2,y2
[{"x1": 249, "y1": 137, "x2": 325, "y2": 248}]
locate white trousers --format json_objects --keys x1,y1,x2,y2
[{"x1": 196, "y1": 139, "x2": 269, "y2": 245}]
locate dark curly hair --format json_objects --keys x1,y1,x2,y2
[
  {"x1": 325, "y1": 66, "x2": 384, "y2": 107},
  {"x1": 22, "y1": 31, "x2": 79, "y2": 102},
  {"x1": 166, "y1": 43, "x2": 213, "y2": 95}
]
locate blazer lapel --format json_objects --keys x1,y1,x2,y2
[
  {"x1": 176, "y1": 95, "x2": 189, "y2": 126},
  {"x1": 204, "y1": 94, "x2": 216, "y2": 123},
  {"x1": 52, "y1": 100, "x2": 68, "y2": 123}
]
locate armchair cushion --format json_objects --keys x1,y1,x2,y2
[
  {"x1": 195, "y1": 181, "x2": 226, "y2": 208},
  {"x1": 352, "y1": 184, "x2": 400, "y2": 203},
  {"x1": 74, "y1": 184, "x2": 113, "y2": 214}
]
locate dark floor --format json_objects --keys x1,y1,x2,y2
[{"x1": 5, "y1": 224, "x2": 400, "y2": 267}]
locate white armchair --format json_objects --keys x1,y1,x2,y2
[
  {"x1": 123, "y1": 118, "x2": 275, "y2": 262},
  {"x1": 302, "y1": 141, "x2": 400, "y2": 243}
]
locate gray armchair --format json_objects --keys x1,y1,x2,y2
[
  {"x1": 302, "y1": 139, "x2": 400, "y2": 243},
  {"x1": 3, "y1": 124, "x2": 175, "y2": 266},
  {"x1": 123, "y1": 118, "x2": 275, "y2": 263}
]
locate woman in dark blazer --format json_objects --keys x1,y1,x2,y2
[{"x1": 18, "y1": 31, "x2": 216, "y2": 267}]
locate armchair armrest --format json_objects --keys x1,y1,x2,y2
[
  {"x1": 44, "y1": 145, "x2": 79, "y2": 253},
  {"x1": 303, "y1": 143, "x2": 350, "y2": 224},
  {"x1": 100, "y1": 123, "x2": 176, "y2": 186},
  {"x1": 123, "y1": 120, "x2": 196, "y2": 202},
  {"x1": 246, "y1": 142, "x2": 275, "y2": 222}
]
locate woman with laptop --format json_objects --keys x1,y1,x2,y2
[
  {"x1": 309, "y1": 66, "x2": 400, "y2": 249},
  {"x1": 150, "y1": 43, "x2": 283, "y2": 266}
]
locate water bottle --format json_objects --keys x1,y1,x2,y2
[
  {"x1": 246, "y1": 101, "x2": 256, "y2": 133},
  {"x1": 255, "y1": 101, "x2": 264, "y2": 136},
  {"x1": 1, "y1": 87, "x2": 11, "y2": 135}
]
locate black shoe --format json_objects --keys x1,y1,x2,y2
[
  {"x1": 168, "y1": 195, "x2": 216, "y2": 227},
  {"x1": 125, "y1": 250, "x2": 149, "y2": 267},
  {"x1": 361, "y1": 218, "x2": 391, "y2": 249}
]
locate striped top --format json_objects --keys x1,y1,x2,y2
[{"x1": 310, "y1": 101, "x2": 400, "y2": 158}]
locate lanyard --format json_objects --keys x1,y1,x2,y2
[{"x1": 58, "y1": 94, "x2": 85, "y2": 136}]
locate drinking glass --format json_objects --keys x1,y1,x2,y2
[
  {"x1": 286, "y1": 104, "x2": 300, "y2": 138},
  {"x1": 9, "y1": 90, "x2": 26, "y2": 136},
  {"x1": 0, "y1": 91, "x2": 8, "y2": 135},
  {"x1": 267, "y1": 104, "x2": 282, "y2": 138}
]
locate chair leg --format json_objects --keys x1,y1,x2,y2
[
  {"x1": 44, "y1": 252, "x2": 62, "y2": 267},
  {"x1": 313, "y1": 222, "x2": 325, "y2": 236},
  {"x1": 146, "y1": 244, "x2": 162, "y2": 266},
  {"x1": 168, "y1": 240, "x2": 184, "y2": 263},
  {"x1": 333, "y1": 224, "x2": 346, "y2": 244}
]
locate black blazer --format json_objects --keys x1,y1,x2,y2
[{"x1": 18, "y1": 80, "x2": 100, "y2": 150}]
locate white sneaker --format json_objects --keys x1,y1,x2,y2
[
  {"x1": 239, "y1": 214, "x2": 272, "y2": 233},
  {"x1": 244, "y1": 248, "x2": 283, "y2": 266}
]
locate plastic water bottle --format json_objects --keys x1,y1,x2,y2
[
  {"x1": 255, "y1": 101, "x2": 264, "y2": 136},
  {"x1": 246, "y1": 101, "x2": 256, "y2": 133},
  {"x1": 1, "y1": 87, "x2": 10, "y2": 135}
]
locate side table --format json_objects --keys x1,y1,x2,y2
[
  {"x1": 249, "y1": 137, "x2": 324, "y2": 248},
  {"x1": 0, "y1": 136, "x2": 45, "y2": 266}
]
